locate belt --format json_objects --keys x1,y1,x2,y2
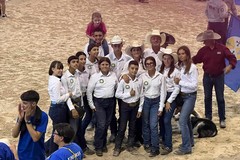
[
  {"x1": 180, "y1": 91, "x2": 197, "y2": 96},
  {"x1": 71, "y1": 97, "x2": 81, "y2": 103},
  {"x1": 125, "y1": 100, "x2": 140, "y2": 107},
  {"x1": 205, "y1": 72, "x2": 223, "y2": 78},
  {"x1": 50, "y1": 102, "x2": 65, "y2": 107}
]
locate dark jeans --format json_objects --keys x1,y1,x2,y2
[
  {"x1": 81, "y1": 95, "x2": 93, "y2": 137},
  {"x1": 48, "y1": 103, "x2": 69, "y2": 154},
  {"x1": 94, "y1": 97, "x2": 115, "y2": 150},
  {"x1": 115, "y1": 101, "x2": 139, "y2": 149},
  {"x1": 203, "y1": 73, "x2": 225, "y2": 121},
  {"x1": 163, "y1": 92, "x2": 177, "y2": 149},
  {"x1": 89, "y1": 39, "x2": 109, "y2": 56},
  {"x1": 207, "y1": 22, "x2": 226, "y2": 45}
]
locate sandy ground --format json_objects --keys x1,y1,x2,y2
[{"x1": 1, "y1": 0, "x2": 240, "y2": 159}]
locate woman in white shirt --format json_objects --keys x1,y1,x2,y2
[
  {"x1": 174, "y1": 46, "x2": 198, "y2": 155},
  {"x1": 137, "y1": 56, "x2": 167, "y2": 157},
  {"x1": 87, "y1": 57, "x2": 118, "y2": 157},
  {"x1": 47, "y1": 60, "x2": 73, "y2": 155},
  {"x1": 159, "y1": 48, "x2": 180, "y2": 155}
]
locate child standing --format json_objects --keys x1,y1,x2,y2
[
  {"x1": 113, "y1": 60, "x2": 143, "y2": 156},
  {"x1": 86, "y1": 12, "x2": 109, "y2": 56}
]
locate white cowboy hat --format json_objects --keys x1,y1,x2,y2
[
  {"x1": 125, "y1": 40, "x2": 144, "y2": 56},
  {"x1": 196, "y1": 30, "x2": 221, "y2": 42},
  {"x1": 145, "y1": 29, "x2": 166, "y2": 46},
  {"x1": 159, "y1": 48, "x2": 178, "y2": 64},
  {"x1": 110, "y1": 35, "x2": 125, "y2": 44}
]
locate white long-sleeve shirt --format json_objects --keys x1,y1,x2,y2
[
  {"x1": 87, "y1": 71, "x2": 118, "y2": 109},
  {"x1": 179, "y1": 64, "x2": 198, "y2": 93},
  {"x1": 138, "y1": 71, "x2": 167, "y2": 112},
  {"x1": 121, "y1": 59, "x2": 146, "y2": 77},
  {"x1": 85, "y1": 58, "x2": 98, "y2": 76},
  {"x1": 115, "y1": 76, "x2": 143, "y2": 104},
  {"x1": 143, "y1": 48, "x2": 163, "y2": 71},
  {"x1": 48, "y1": 75, "x2": 74, "y2": 110},
  {"x1": 77, "y1": 69, "x2": 90, "y2": 93},
  {"x1": 162, "y1": 68, "x2": 180, "y2": 103}
]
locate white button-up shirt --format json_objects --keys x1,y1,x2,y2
[
  {"x1": 61, "y1": 70, "x2": 82, "y2": 99},
  {"x1": 162, "y1": 68, "x2": 180, "y2": 103},
  {"x1": 139, "y1": 71, "x2": 167, "y2": 112},
  {"x1": 179, "y1": 64, "x2": 198, "y2": 93},
  {"x1": 85, "y1": 58, "x2": 98, "y2": 76},
  {"x1": 87, "y1": 71, "x2": 118, "y2": 109},
  {"x1": 143, "y1": 48, "x2": 163, "y2": 71},
  {"x1": 106, "y1": 52, "x2": 132, "y2": 79},
  {"x1": 76, "y1": 69, "x2": 90, "y2": 93},
  {"x1": 83, "y1": 43, "x2": 113, "y2": 57},
  {"x1": 115, "y1": 76, "x2": 143, "y2": 104},
  {"x1": 48, "y1": 75, "x2": 74, "y2": 110}
]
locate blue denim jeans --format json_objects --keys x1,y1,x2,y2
[
  {"x1": 142, "y1": 97, "x2": 160, "y2": 152},
  {"x1": 115, "y1": 101, "x2": 139, "y2": 149},
  {"x1": 179, "y1": 93, "x2": 196, "y2": 153},
  {"x1": 163, "y1": 92, "x2": 177, "y2": 149},
  {"x1": 94, "y1": 97, "x2": 115, "y2": 150},
  {"x1": 203, "y1": 73, "x2": 225, "y2": 121},
  {"x1": 48, "y1": 102, "x2": 68, "y2": 154},
  {"x1": 81, "y1": 95, "x2": 93, "y2": 137}
]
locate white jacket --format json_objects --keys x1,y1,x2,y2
[{"x1": 205, "y1": 0, "x2": 229, "y2": 22}]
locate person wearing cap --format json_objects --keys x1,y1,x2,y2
[
  {"x1": 192, "y1": 30, "x2": 237, "y2": 128},
  {"x1": 106, "y1": 35, "x2": 132, "y2": 143},
  {"x1": 158, "y1": 48, "x2": 180, "y2": 155},
  {"x1": 61, "y1": 56, "x2": 85, "y2": 149},
  {"x1": 84, "y1": 28, "x2": 113, "y2": 57},
  {"x1": 87, "y1": 57, "x2": 118, "y2": 156},
  {"x1": 205, "y1": 0, "x2": 229, "y2": 44},
  {"x1": 46, "y1": 123, "x2": 84, "y2": 160},
  {"x1": 174, "y1": 46, "x2": 198, "y2": 155},
  {"x1": 12, "y1": 90, "x2": 48, "y2": 160},
  {"x1": 144, "y1": 29, "x2": 166, "y2": 71},
  {"x1": 137, "y1": 56, "x2": 167, "y2": 157}
]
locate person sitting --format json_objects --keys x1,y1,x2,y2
[{"x1": 46, "y1": 123, "x2": 84, "y2": 160}]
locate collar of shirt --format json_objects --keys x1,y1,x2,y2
[
  {"x1": 100, "y1": 71, "x2": 112, "y2": 77},
  {"x1": 86, "y1": 58, "x2": 98, "y2": 65},
  {"x1": 65, "y1": 70, "x2": 76, "y2": 78},
  {"x1": 146, "y1": 71, "x2": 161, "y2": 79}
]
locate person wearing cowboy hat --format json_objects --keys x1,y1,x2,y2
[
  {"x1": 106, "y1": 35, "x2": 132, "y2": 143},
  {"x1": 158, "y1": 48, "x2": 180, "y2": 155},
  {"x1": 144, "y1": 29, "x2": 167, "y2": 71},
  {"x1": 192, "y1": 30, "x2": 237, "y2": 128}
]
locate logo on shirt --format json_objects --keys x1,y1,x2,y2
[
  {"x1": 70, "y1": 79, "x2": 74, "y2": 84},
  {"x1": 88, "y1": 65, "x2": 92, "y2": 69},
  {"x1": 217, "y1": 51, "x2": 221, "y2": 55},
  {"x1": 144, "y1": 81, "x2": 148, "y2": 85},
  {"x1": 125, "y1": 85, "x2": 130, "y2": 89},
  {"x1": 111, "y1": 63, "x2": 116, "y2": 68},
  {"x1": 99, "y1": 79, "x2": 104, "y2": 83}
]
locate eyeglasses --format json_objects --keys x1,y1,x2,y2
[{"x1": 53, "y1": 132, "x2": 60, "y2": 136}]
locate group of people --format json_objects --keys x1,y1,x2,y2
[{"x1": 8, "y1": 1, "x2": 239, "y2": 159}]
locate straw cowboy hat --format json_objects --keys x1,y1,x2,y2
[
  {"x1": 110, "y1": 35, "x2": 125, "y2": 44},
  {"x1": 125, "y1": 40, "x2": 144, "y2": 56},
  {"x1": 145, "y1": 29, "x2": 166, "y2": 46},
  {"x1": 159, "y1": 48, "x2": 178, "y2": 64},
  {"x1": 196, "y1": 30, "x2": 221, "y2": 42}
]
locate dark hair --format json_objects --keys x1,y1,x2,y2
[
  {"x1": 98, "y1": 57, "x2": 111, "y2": 68},
  {"x1": 128, "y1": 60, "x2": 139, "y2": 68},
  {"x1": 159, "y1": 54, "x2": 175, "y2": 78},
  {"x1": 87, "y1": 43, "x2": 98, "y2": 53},
  {"x1": 48, "y1": 61, "x2": 63, "y2": 75},
  {"x1": 177, "y1": 45, "x2": 192, "y2": 74},
  {"x1": 75, "y1": 51, "x2": 86, "y2": 58},
  {"x1": 67, "y1": 55, "x2": 78, "y2": 64},
  {"x1": 144, "y1": 56, "x2": 156, "y2": 67},
  {"x1": 20, "y1": 90, "x2": 40, "y2": 103},
  {"x1": 54, "y1": 123, "x2": 75, "y2": 143},
  {"x1": 92, "y1": 12, "x2": 102, "y2": 20}
]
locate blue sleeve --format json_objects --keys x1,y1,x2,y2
[
  {"x1": 47, "y1": 154, "x2": 62, "y2": 160},
  {"x1": 36, "y1": 111, "x2": 48, "y2": 133}
]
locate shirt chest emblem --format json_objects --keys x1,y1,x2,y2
[
  {"x1": 88, "y1": 65, "x2": 92, "y2": 69},
  {"x1": 70, "y1": 79, "x2": 74, "y2": 83},
  {"x1": 144, "y1": 81, "x2": 148, "y2": 85},
  {"x1": 111, "y1": 63, "x2": 116, "y2": 68},
  {"x1": 217, "y1": 51, "x2": 221, "y2": 55},
  {"x1": 99, "y1": 79, "x2": 104, "y2": 83},
  {"x1": 125, "y1": 85, "x2": 130, "y2": 89}
]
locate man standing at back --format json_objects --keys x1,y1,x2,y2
[
  {"x1": 192, "y1": 30, "x2": 237, "y2": 128},
  {"x1": 12, "y1": 90, "x2": 48, "y2": 160}
]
